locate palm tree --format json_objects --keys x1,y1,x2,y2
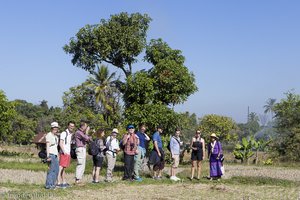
[
  {"x1": 264, "y1": 98, "x2": 276, "y2": 119},
  {"x1": 86, "y1": 65, "x2": 120, "y2": 125}
]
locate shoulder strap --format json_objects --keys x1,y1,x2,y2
[
  {"x1": 172, "y1": 136, "x2": 180, "y2": 145},
  {"x1": 65, "y1": 130, "x2": 68, "y2": 144}
]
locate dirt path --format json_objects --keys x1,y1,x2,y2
[{"x1": 1, "y1": 165, "x2": 300, "y2": 184}]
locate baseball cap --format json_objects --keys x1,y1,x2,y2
[{"x1": 127, "y1": 124, "x2": 134, "y2": 129}]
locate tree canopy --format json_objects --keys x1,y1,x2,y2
[
  {"x1": 198, "y1": 114, "x2": 238, "y2": 142},
  {"x1": 64, "y1": 12, "x2": 198, "y2": 132},
  {"x1": 272, "y1": 92, "x2": 300, "y2": 161}
]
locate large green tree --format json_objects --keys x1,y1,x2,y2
[
  {"x1": 0, "y1": 90, "x2": 16, "y2": 143},
  {"x1": 272, "y1": 92, "x2": 300, "y2": 161},
  {"x1": 198, "y1": 114, "x2": 238, "y2": 142},
  {"x1": 64, "y1": 12, "x2": 197, "y2": 131}
]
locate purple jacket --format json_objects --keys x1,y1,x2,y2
[{"x1": 75, "y1": 129, "x2": 91, "y2": 148}]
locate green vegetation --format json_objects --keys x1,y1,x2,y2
[
  {"x1": 63, "y1": 12, "x2": 197, "y2": 132},
  {"x1": 272, "y1": 92, "x2": 300, "y2": 161},
  {"x1": 198, "y1": 114, "x2": 238, "y2": 142}
]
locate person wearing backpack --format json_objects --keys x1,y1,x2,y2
[
  {"x1": 91, "y1": 128, "x2": 106, "y2": 183},
  {"x1": 133, "y1": 124, "x2": 150, "y2": 181},
  {"x1": 122, "y1": 124, "x2": 139, "y2": 181},
  {"x1": 57, "y1": 121, "x2": 75, "y2": 188},
  {"x1": 75, "y1": 120, "x2": 92, "y2": 185},
  {"x1": 170, "y1": 128, "x2": 182, "y2": 181},
  {"x1": 45, "y1": 122, "x2": 60, "y2": 189},
  {"x1": 190, "y1": 130, "x2": 205, "y2": 180},
  {"x1": 105, "y1": 128, "x2": 120, "y2": 182},
  {"x1": 149, "y1": 125, "x2": 165, "y2": 180}
]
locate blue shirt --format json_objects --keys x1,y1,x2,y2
[
  {"x1": 152, "y1": 131, "x2": 163, "y2": 149},
  {"x1": 136, "y1": 131, "x2": 147, "y2": 149}
]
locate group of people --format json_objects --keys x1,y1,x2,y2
[{"x1": 44, "y1": 120, "x2": 223, "y2": 190}]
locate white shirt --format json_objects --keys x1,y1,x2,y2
[
  {"x1": 59, "y1": 129, "x2": 72, "y2": 154},
  {"x1": 46, "y1": 132, "x2": 58, "y2": 155},
  {"x1": 105, "y1": 136, "x2": 120, "y2": 155}
]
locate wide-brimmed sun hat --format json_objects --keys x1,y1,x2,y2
[
  {"x1": 112, "y1": 128, "x2": 119, "y2": 134},
  {"x1": 210, "y1": 133, "x2": 218, "y2": 139}
]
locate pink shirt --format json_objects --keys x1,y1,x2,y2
[{"x1": 123, "y1": 133, "x2": 138, "y2": 155}]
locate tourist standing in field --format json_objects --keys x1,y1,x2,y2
[
  {"x1": 190, "y1": 130, "x2": 205, "y2": 180},
  {"x1": 170, "y1": 128, "x2": 182, "y2": 181},
  {"x1": 57, "y1": 121, "x2": 75, "y2": 188},
  {"x1": 149, "y1": 125, "x2": 165, "y2": 179},
  {"x1": 45, "y1": 122, "x2": 60, "y2": 189},
  {"x1": 91, "y1": 128, "x2": 106, "y2": 183},
  {"x1": 133, "y1": 124, "x2": 150, "y2": 181},
  {"x1": 75, "y1": 120, "x2": 91, "y2": 184},
  {"x1": 208, "y1": 133, "x2": 223, "y2": 180},
  {"x1": 122, "y1": 124, "x2": 139, "y2": 181},
  {"x1": 105, "y1": 128, "x2": 120, "y2": 182}
]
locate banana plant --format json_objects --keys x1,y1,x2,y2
[{"x1": 233, "y1": 137, "x2": 254, "y2": 164}]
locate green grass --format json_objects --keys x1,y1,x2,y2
[{"x1": 225, "y1": 176, "x2": 300, "y2": 187}]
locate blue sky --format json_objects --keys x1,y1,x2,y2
[{"x1": 0, "y1": 1, "x2": 299, "y2": 123}]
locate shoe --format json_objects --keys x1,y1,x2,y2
[
  {"x1": 45, "y1": 186, "x2": 56, "y2": 190},
  {"x1": 189, "y1": 177, "x2": 194, "y2": 181},
  {"x1": 174, "y1": 176, "x2": 181, "y2": 181},
  {"x1": 56, "y1": 184, "x2": 66, "y2": 189},
  {"x1": 170, "y1": 176, "x2": 177, "y2": 181},
  {"x1": 63, "y1": 183, "x2": 71, "y2": 187},
  {"x1": 92, "y1": 180, "x2": 100, "y2": 183},
  {"x1": 135, "y1": 177, "x2": 143, "y2": 182}
]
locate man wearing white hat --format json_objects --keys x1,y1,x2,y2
[
  {"x1": 45, "y1": 122, "x2": 60, "y2": 189},
  {"x1": 105, "y1": 128, "x2": 120, "y2": 182}
]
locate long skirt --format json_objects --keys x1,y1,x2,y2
[{"x1": 209, "y1": 154, "x2": 223, "y2": 177}]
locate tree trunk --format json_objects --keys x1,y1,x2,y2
[{"x1": 255, "y1": 150, "x2": 258, "y2": 165}]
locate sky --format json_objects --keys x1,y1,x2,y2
[{"x1": 0, "y1": 1, "x2": 299, "y2": 123}]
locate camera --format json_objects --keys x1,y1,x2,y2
[
  {"x1": 41, "y1": 158, "x2": 49, "y2": 164},
  {"x1": 130, "y1": 143, "x2": 134, "y2": 151}
]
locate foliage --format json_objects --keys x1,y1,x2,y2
[
  {"x1": 64, "y1": 12, "x2": 198, "y2": 131},
  {"x1": 0, "y1": 90, "x2": 16, "y2": 143},
  {"x1": 11, "y1": 114, "x2": 36, "y2": 144},
  {"x1": 272, "y1": 92, "x2": 300, "y2": 161},
  {"x1": 247, "y1": 112, "x2": 261, "y2": 135},
  {"x1": 63, "y1": 12, "x2": 152, "y2": 76},
  {"x1": 233, "y1": 136, "x2": 270, "y2": 164},
  {"x1": 86, "y1": 65, "x2": 122, "y2": 125},
  {"x1": 176, "y1": 112, "x2": 198, "y2": 142},
  {"x1": 264, "y1": 98, "x2": 276, "y2": 118},
  {"x1": 145, "y1": 39, "x2": 198, "y2": 106},
  {"x1": 61, "y1": 83, "x2": 109, "y2": 129},
  {"x1": 198, "y1": 114, "x2": 238, "y2": 142},
  {"x1": 233, "y1": 137, "x2": 254, "y2": 164},
  {"x1": 263, "y1": 158, "x2": 273, "y2": 165},
  {"x1": 124, "y1": 103, "x2": 179, "y2": 134}
]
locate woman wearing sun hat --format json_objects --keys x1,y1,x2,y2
[{"x1": 208, "y1": 133, "x2": 223, "y2": 180}]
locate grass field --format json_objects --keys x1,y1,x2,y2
[{"x1": 0, "y1": 146, "x2": 300, "y2": 200}]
